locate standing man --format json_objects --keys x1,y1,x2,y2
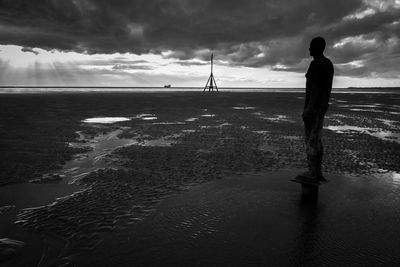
[{"x1": 301, "y1": 37, "x2": 334, "y2": 183}]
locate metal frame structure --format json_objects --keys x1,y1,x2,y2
[{"x1": 203, "y1": 54, "x2": 218, "y2": 92}]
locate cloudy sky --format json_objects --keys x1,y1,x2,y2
[{"x1": 0, "y1": 0, "x2": 399, "y2": 87}]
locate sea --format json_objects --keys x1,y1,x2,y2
[{"x1": 0, "y1": 87, "x2": 399, "y2": 94}]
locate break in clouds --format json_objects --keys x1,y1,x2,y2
[{"x1": 0, "y1": 0, "x2": 399, "y2": 78}]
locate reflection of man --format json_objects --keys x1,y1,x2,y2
[{"x1": 302, "y1": 37, "x2": 334, "y2": 182}]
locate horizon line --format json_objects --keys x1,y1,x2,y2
[{"x1": 0, "y1": 86, "x2": 399, "y2": 89}]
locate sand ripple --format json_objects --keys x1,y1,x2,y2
[{"x1": 0, "y1": 238, "x2": 25, "y2": 262}]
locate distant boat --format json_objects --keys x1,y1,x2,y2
[{"x1": 164, "y1": 84, "x2": 171, "y2": 88}]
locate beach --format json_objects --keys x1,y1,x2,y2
[{"x1": 0, "y1": 91, "x2": 399, "y2": 266}]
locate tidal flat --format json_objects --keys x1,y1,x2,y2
[{"x1": 0, "y1": 91, "x2": 399, "y2": 266}]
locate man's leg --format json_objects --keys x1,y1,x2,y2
[
  {"x1": 308, "y1": 128, "x2": 319, "y2": 178},
  {"x1": 303, "y1": 116, "x2": 315, "y2": 178},
  {"x1": 315, "y1": 114, "x2": 326, "y2": 181}
]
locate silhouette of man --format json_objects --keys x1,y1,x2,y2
[{"x1": 302, "y1": 37, "x2": 334, "y2": 182}]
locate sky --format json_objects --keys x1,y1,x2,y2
[{"x1": 0, "y1": 0, "x2": 399, "y2": 88}]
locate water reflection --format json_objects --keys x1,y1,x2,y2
[
  {"x1": 82, "y1": 117, "x2": 131, "y2": 124},
  {"x1": 200, "y1": 114, "x2": 216, "y2": 118},
  {"x1": 60, "y1": 130, "x2": 136, "y2": 184},
  {"x1": 325, "y1": 125, "x2": 400, "y2": 144},
  {"x1": 185, "y1": 118, "x2": 199, "y2": 122},
  {"x1": 261, "y1": 114, "x2": 295, "y2": 123},
  {"x1": 349, "y1": 108, "x2": 384, "y2": 113},
  {"x1": 133, "y1": 114, "x2": 158, "y2": 120},
  {"x1": 232, "y1": 106, "x2": 256, "y2": 110},
  {"x1": 376, "y1": 119, "x2": 398, "y2": 127}
]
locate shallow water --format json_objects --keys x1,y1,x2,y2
[
  {"x1": 349, "y1": 108, "x2": 385, "y2": 113},
  {"x1": 185, "y1": 117, "x2": 199, "y2": 122},
  {"x1": 152, "y1": 122, "x2": 186, "y2": 125},
  {"x1": 0, "y1": 129, "x2": 135, "y2": 236},
  {"x1": 259, "y1": 114, "x2": 296, "y2": 123},
  {"x1": 1, "y1": 129, "x2": 134, "y2": 214},
  {"x1": 138, "y1": 134, "x2": 180, "y2": 147},
  {"x1": 376, "y1": 118, "x2": 398, "y2": 127},
  {"x1": 58, "y1": 129, "x2": 136, "y2": 184},
  {"x1": 325, "y1": 125, "x2": 400, "y2": 144},
  {"x1": 232, "y1": 106, "x2": 256, "y2": 110},
  {"x1": 82, "y1": 117, "x2": 131, "y2": 124},
  {"x1": 200, "y1": 114, "x2": 216, "y2": 118}
]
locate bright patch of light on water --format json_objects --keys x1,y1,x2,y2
[
  {"x1": 376, "y1": 118, "x2": 398, "y2": 127},
  {"x1": 259, "y1": 114, "x2": 295, "y2": 123},
  {"x1": 325, "y1": 125, "x2": 400, "y2": 144},
  {"x1": 138, "y1": 134, "x2": 181, "y2": 147},
  {"x1": 152, "y1": 122, "x2": 185, "y2": 125},
  {"x1": 82, "y1": 117, "x2": 131, "y2": 124},
  {"x1": 232, "y1": 106, "x2": 256, "y2": 110},
  {"x1": 132, "y1": 114, "x2": 158, "y2": 120},
  {"x1": 392, "y1": 172, "x2": 400, "y2": 185},
  {"x1": 185, "y1": 118, "x2": 199, "y2": 122},
  {"x1": 339, "y1": 104, "x2": 381, "y2": 108}
]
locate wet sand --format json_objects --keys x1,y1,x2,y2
[
  {"x1": 0, "y1": 91, "x2": 399, "y2": 266},
  {"x1": 80, "y1": 171, "x2": 400, "y2": 266}
]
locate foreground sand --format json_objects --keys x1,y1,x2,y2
[
  {"x1": 0, "y1": 92, "x2": 399, "y2": 266},
  {"x1": 79, "y1": 171, "x2": 400, "y2": 266}
]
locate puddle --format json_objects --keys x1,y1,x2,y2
[
  {"x1": 376, "y1": 119, "x2": 398, "y2": 127},
  {"x1": 373, "y1": 170, "x2": 400, "y2": 185},
  {"x1": 330, "y1": 114, "x2": 349, "y2": 118},
  {"x1": 232, "y1": 106, "x2": 256, "y2": 110},
  {"x1": 325, "y1": 125, "x2": 400, "y2": 144},
  {"x1": 349, "y1": 108, "x2": 384, "y2": 113},
  {"x1": 141, "y1": 116, "x2": 158, "y2": 120},
  {"x1": 133, "y1": 114, "x2": 158, "y2": 120},
  {"x1": 47, "y1": 129, "x2": 136, "y2": 184},
  {"x1": 82, "y1": 117, "x2": 131, "y2": 124},
  {"x1": 138, "y1": 135, "x2": 179, "y2": 147},
  {"x1": 82, "y1": 114, "x2": 160, "y2": 123},
  {"x1": 259, "y1": 115, "x2": 295, "y2": 123},
  {"x1": 200, "y1": 114, "x2": 216, "y2": 118},
  {"x1": 386, "y1": 172, "x2": 400, "y2": 185},
  {"x1": 185, "y1": 118, "x2": 199, "y2": 122},
  {"x1": 0, "y1": 127, "x2": 182, "y2": 264},
  {"x1": 339, "y1": 104, "x2": 381, "y2": 108},
  {"x1": 152, "y1": 122, "x2": 186, "y2": 125},
  {"x1": 61, "y1": 130, "x2": 186, "y2": 183}
]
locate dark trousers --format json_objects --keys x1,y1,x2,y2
[{"x1": 303, "y1": 109, "x2": 326, "y2": 177}]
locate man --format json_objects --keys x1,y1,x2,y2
[{"x1": 302, "y1": 36, "x2": 334, "y2": 183}]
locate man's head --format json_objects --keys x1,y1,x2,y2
[{"x1": 309, "y1": 37, "x2": 326, "y2": 57}]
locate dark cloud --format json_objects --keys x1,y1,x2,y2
[
  {"x1": 21, "y1": 46, "x2": 39, "y2": 55},
  {"x1": 0, "y1": 0, "x2": 399, "y2": 78}
]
